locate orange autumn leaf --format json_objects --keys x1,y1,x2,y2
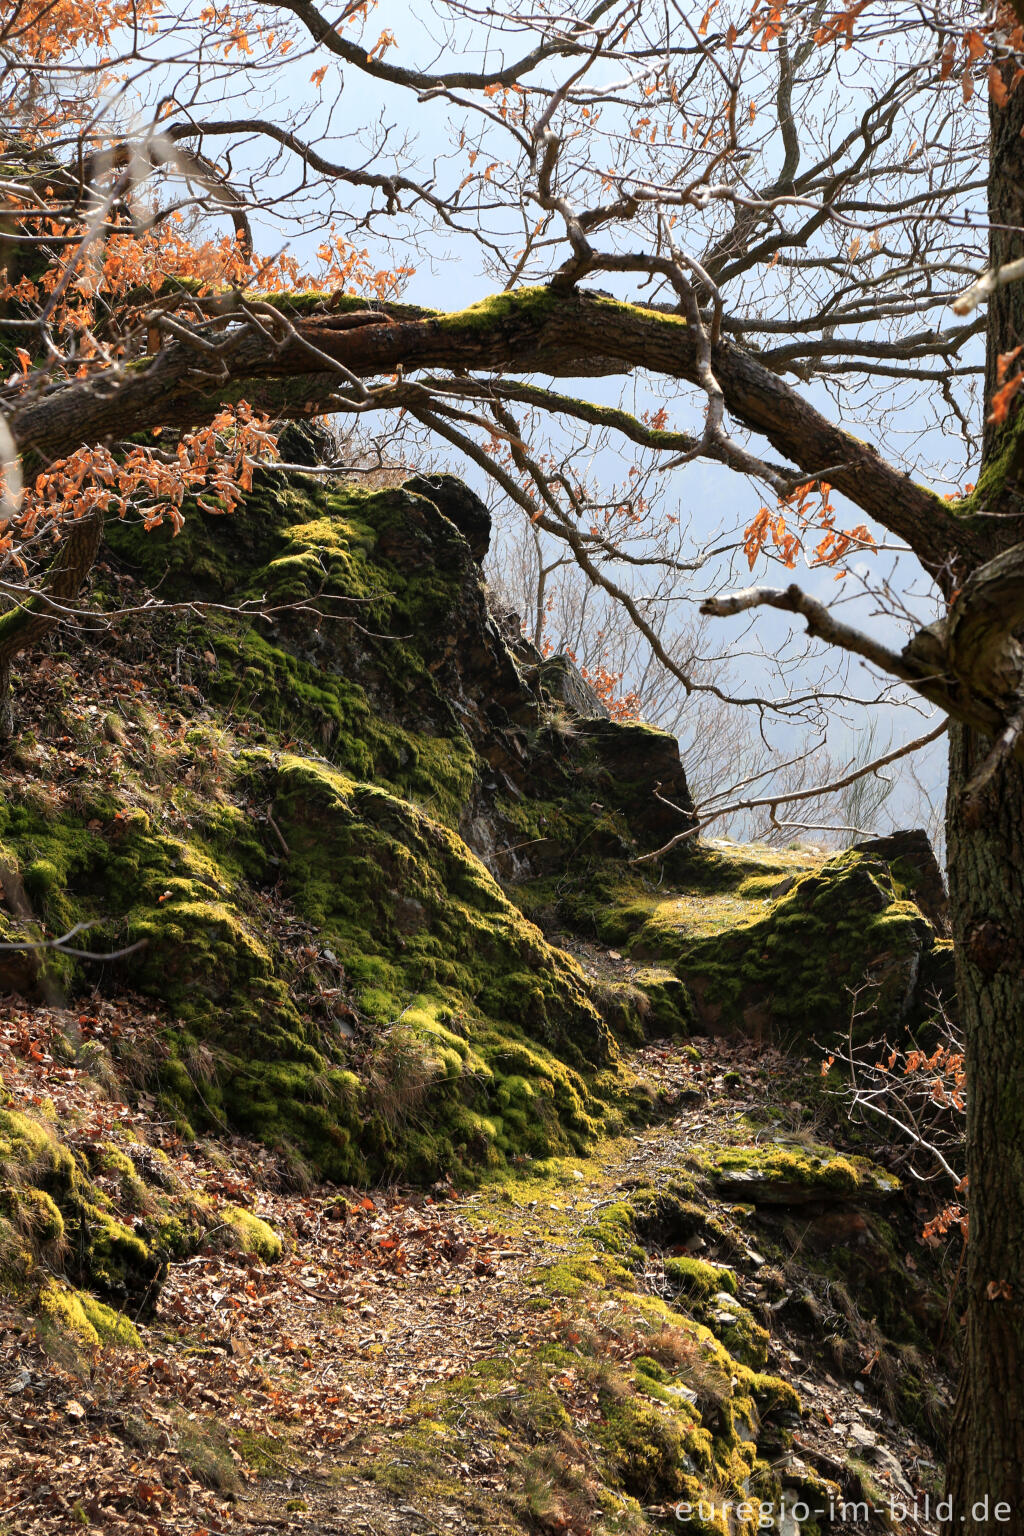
[
  {"x1": 997, "y1": 346, "x2": 1023, "y2": 383},
  {"x1": 989, "y1": 64, "x2": 1009, "y2": 107},
  {"x1": 989, "y1": 371, "x2": 1024, "y2": 424},
  {"x1": 814, "y1": 0, "x2": 871, "y2": 49},
  {"x1": 698, "y1": 0, "x2": 718, "y2": 36},
  {"x1": 964, "y1": 28, "x2": 987, "y2": 61}
]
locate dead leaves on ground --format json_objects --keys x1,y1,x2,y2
[{"x1": 0, "y1": 998, "x2": 525, "y2": 1535}]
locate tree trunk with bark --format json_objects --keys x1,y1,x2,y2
[
  {"x1": 945, "y1": 727, "x2": 1024, "y2": 1531},
  {"x1": 0, "y1": 513, "x2": 104, "y2": 740},
  {"x1": 942, "y1": 59, "x2": 1024, "y2": 1534}
]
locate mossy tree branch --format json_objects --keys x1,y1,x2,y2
[{"x1": 9, "y1": 288, "x2": 976, "y2": 583}]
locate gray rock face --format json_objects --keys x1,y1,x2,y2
[
  {"x1": 851, "y1": 828, "x2": 949, "y2": 933},
  {"x1": 523, "y1": 654, "x2": 611, "y2": 720}
]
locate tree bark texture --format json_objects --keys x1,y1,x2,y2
[
  {"x1": 9, "y1": 293, "x2": 973, "y2": 577},
  {"x1": 944, "y1": 727, "x2": 1024, "y2": 1533},
  {"x1": 0, "y1": 511, "x2": 103, "y2": 738},
  {"x1": 942, "y1": 62, "x2": 1024, "y2": 1535}
]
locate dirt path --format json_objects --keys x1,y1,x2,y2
[{"x1": 0, "y1": 1030, "x2": 948, "y2": 1536}]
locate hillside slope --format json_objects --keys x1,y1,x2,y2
[{"x1": 0, "y1": 465, "x2": 959, "y2": 1535}]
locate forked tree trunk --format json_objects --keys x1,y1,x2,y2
[{"x1": 944, "y1": 727, "x2": 1024, "y2": 1531}]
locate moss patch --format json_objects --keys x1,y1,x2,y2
[
  {"x1": 38, "y1": 1279, "x2": 142, "y2": 1349},
  {"x1": 224, "y1": 1206, "x2": 282, "y2": 1262}
]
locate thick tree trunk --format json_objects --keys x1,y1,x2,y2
[
  {"x1": 0, "y1": 660, "x2": 12, "y2": 742},
  {"x1": 941, "y1": 55, "x2": 1024, "y2": 1531},
  {"x1": 944, "y1": 726, "x2": 1024, "y2": 1532},
  {"x1": 983, "y1": 20, "x2": 1024, "y2": 471}
]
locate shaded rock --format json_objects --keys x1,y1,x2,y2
[
  {"x1": 524, "y1": 653, "x2": 610, "y2": 720},
  {"x1": 574, "y1": 718, "x2": 697, "y2": 852},
  {"x1": 0, "y1": 864, "x2": 42, "y2": 999},
  {"x1": 403, "y1": 473, "x2": 492, "y2": 563},
  {"x1": 851, "y1": 828, "x2": 949, "y2": 933},
  {"x1": 0, "y1": 945, "x2": 40, "y2": 999},
  {"x1": 275, "y1": 419, "x2": 337, "y2": 467}
]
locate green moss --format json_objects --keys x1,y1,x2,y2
[
  {"x1": 952, "y1": 404, "x2": 1024, "y2": 520},
  {"x1": 38, "y1": 1278, "x2": 103, "y2": 1346},
  {"x1": 0, "y1": 1107, "x2": 170, "y2": 1307},
  {"x1": 0, "y1": 470, "x2": 694, "y2": 1185},
  {"x1": 37, "y1": 1279, "x2": 141, "y2": 1348},
  {"x1": 574, "y1": 846, "x2": 937, "y2": 1040},
  {"x1": 594, "y1": 1390, "x2": 698, "y2": 1500},
  {"x1": 223, "y1": 1206, "x2": 282, "y2": 1262},
  {"x1": 664, "y1": 1255, "x2": 738, "y2": 1301},
  {"x1": 80, "y1": 1292, "x2": 143, "y2": 1348},
  {"x1": 107, "y1": 477, "x2": 483, "y2": 826},
  {"x1": 701, "y1": 1142, "x2": 898, "y2": 1200},
  {"x1": 92, "y1": 1144, "x2": 150, "y2": 1211},
  {"x1": 0, "y1": 455, "x2": 944, "y2": 1277},
  {"x1": 435, "y1": 286, "x2": 559, "y2": 334},
  {"x1": 741, "y1": 1370, "x2": 801, "y2": 1420},
  {"x1": 699, "y1": 1300, "x2": 770, "y2": 1370},
  {"x1": 260, "y1": 752, "x2": 620, "y2": 1170},
  {"x1": 235, "y1": 1427, "x2": 292, "y2": 1475},
  {"x1": 0, "y1": 1186, "x2": 65, "y2": 1244}
]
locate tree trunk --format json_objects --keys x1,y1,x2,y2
[
  {"x1": 941, "y1": 53, "x2": 1024, "y2": 1530},
  {"x1": 0, "y1": 660, "x2": 12, "y2": 742},
  {"x1": 0, "y1": 511, "x2": 104, "y2": 739},
  {"x1": 984, "y1": 16, "x2": 1024, "y2": 471},
  {"x1": 944, "y1": 726, "x2": 1024, "y2": 1532}
]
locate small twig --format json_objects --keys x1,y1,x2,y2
[
  {"x1": 632, "y1": 721, "x2": 947, "y2": 865},
  {"x1": 265, "y1": 811, "x2": 290, "y2": 857},
  {"x1": 0, "y1": 920, "x2": 148, "y2": 961}
]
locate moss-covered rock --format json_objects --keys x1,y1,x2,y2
[
  {"x1": 224, "y1": 1206, "x2": 282, "y2": 1262},
  {"x1": 38, "y1": 1279, "x2": 142, "y2": 1349},
  {"x1": 0, "y1": 465, "x2": 950, "y2": 1203},
  {"x1": 0, "y1": 1107, "x2": 159, "y2": 1300},
  {"x1": 702, "y1": 1143, "x2": 900, "y2": 1204},
  {"x1": 565, "y1": 843, "x2": 944, "y2": 1042}
]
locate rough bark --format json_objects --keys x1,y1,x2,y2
[
  {"x1": 0, "y1": 660, "x2": 12, "y2": 742},
  {"x1": 9, "y1": 292, "x2": 974, "y2": 577},
  {"x1": 984, "y1": 41, "x2": 1024, "y2": 476},
  {"x1": 0, "y1": 511, "x2": 103, "y2": 737},
  {"x1": 942, "y1": 58, "x2": 1024, "y2": 1536},
  {"x1": 944, "y1": 727, "x2": 1024, "y2": 1533}
]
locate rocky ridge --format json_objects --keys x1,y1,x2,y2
[{"x1": 0, "y1": 461, "x2": 959, "y2": 1535}]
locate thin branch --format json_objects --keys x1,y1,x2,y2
[
  {"x1": 0, "y1": 920, "x2": 149, "y2": 962},
  {"x1": 632, "y1": 721, "x2": 948, "y2": 866},
  {"x1": 952, "y1": 257, "x2": 1024, "y2": 317}
]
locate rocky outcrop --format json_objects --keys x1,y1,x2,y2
[
  {"x1": 0, "y1": 463, "x2": 948, "y2": 1185},
  {"x1": 522, "y1": 653, "x2": 611, "y2": 719},
  {"x1": 852, "y1": 828, "x2": 950, "y2": 933},
  {"x1": 674, "y1": 846, "x2": 950, "y2": 1042}
]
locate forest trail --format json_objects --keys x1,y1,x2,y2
[{"x1": 0, "y1": 1015, "x2": 947, "y2": 1536}]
